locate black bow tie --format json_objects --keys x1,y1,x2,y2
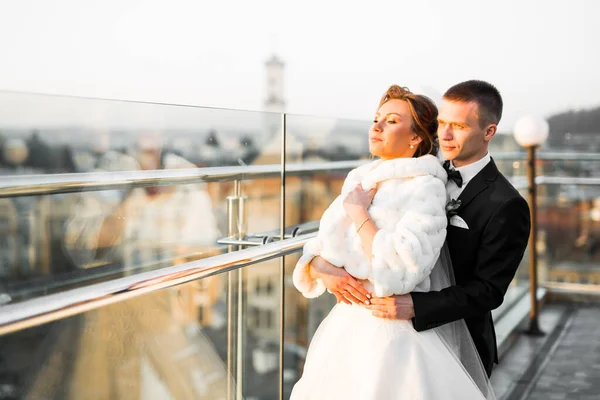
[{"x1": 443, "y1": 160, "x2": 463, "y2": 188}]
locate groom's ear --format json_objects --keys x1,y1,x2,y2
[{"x1": 483, "y1": 124, "x2": 497, "y2": 142}]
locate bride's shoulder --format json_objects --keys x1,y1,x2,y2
[
  {"x1": 414, "y1": 155, "x2": 447, "y2": 183},
  {"x1": 350, "y1": 159, "x2": 380, "y2": 176}
]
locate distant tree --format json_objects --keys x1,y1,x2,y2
[
  {"x1": 57, "y1": 146, "x2": 77, "y2": 173},
  {"x1": 239, "y1": 135, "x2": 260, "y2": 165},
  {"x1": 25, "y1": 130, "x2": 52, "y2": 170},
  {"x1": 328, "y1": 145, "x2": 352, "y2": 161},
  {"x1": 547, "y1": 106, "x2": 600, "y2": 147},
  {"x1": 239, "y1": 135, "x2": 254, "y2": 148},
  {"x1": 205, "y1": 130, "x2": 220, "y2": 147}
]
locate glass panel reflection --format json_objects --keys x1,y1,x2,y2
[
  {"x1": 0, "y1": 258, "x2": 282, "y2": 399},
  {"x1": 1, "y1": 280, "x2": 231, "y2": 399},
  {"x1": 0, "y1": 91, "x2": 281, "y2": 305},
  {"x1": 536, "y1": 158, "x2": 600, "y2": 286}
]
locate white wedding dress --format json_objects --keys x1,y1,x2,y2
[{"x1": 291, "y1": 156, "x2": 495, "y2": 400}]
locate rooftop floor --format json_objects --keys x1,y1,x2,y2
[{"x1": 492, "y1": 302, "x2": 600, "y2": 400}]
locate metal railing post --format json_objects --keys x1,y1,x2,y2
[
  {"x1": 279, "y1": 113, "x2": 287, "y2": 400},
  {"x1": 236, "y1": 181, "x2": 247, "y2": 400},
  {"x1": 226, "y1": 192, "x2": 239, "y2": 400},
  {"x1": 226, "y1": 180, "x2": 248, "y2": 400}
]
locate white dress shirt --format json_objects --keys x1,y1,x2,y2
[{"x1": 446, "y1": 153, "x2": 491, "y2": 201}]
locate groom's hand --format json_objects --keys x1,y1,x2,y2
[
  {"x1": 309, "y1": 256, "x2": 372, "y2": 305},
  {"x1": 366, "y1": 294, "x2": 415, "y2": 320}
]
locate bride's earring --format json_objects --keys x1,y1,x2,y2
[{"x1": 410, "y1": 144, "x2": 415, "y2": 149}]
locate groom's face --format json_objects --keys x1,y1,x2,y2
[{"x1": 437, "y1": 100, "x2": 489, "y2": 168}]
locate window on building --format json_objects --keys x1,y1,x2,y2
[
  {"x1": 266, "y1": 310, "x2": 273, "y2": 329},
  {"x1": 266, "y1": 279, "x2": 274, "y2": 295},
  {"x1": 251, "y1": 307, "x2": 260, "y2": 329},
  {"x1": 255, "y1": 277, "x2": 262, "y2": 295},
  {"x1": 198, "y1": 306, "x2": 204, "y2": 323}
]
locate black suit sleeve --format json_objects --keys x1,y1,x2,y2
[{"x1": 411, "y1": 196, "x2": 530, "y2": 331}]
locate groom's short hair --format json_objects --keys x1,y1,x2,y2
[{"x1": 443, "y1": 80, "x2": 503, "y2": 128}]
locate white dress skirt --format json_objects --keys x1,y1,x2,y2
[{"x1": 290, "y1": 302, "x2": 489, "y2": 400}]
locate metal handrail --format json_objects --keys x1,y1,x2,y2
[
  {"x1": 0, "y1": 160, "x2": 365, "y2": 198},
  {"x1": 493, "y1": 152, "x2": 600, "y2": 161},
  {"x1": 537, "y1": 176, "x2": 600, "y2": 185},
  {"x1": 3, "y1": 153, "x2": 600, "y2": 198},
  {"x1": 543, "y1": 282, "x2": 600, "y2": 295},
  {"x1": 510, "y1": 176, "x2": 600, "y2": 190},
  {"x1": 0, "y1": 232, "x2": 316, "y2": 335}
]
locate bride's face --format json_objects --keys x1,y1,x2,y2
[{"x1": 369, "y1": 99, "x2": 422, "y2": 160}]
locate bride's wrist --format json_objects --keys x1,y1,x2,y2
[{"x1": 353, "y1": 211, "x2": 371, "y2": 228}]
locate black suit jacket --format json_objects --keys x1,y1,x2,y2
[{"x1": 411, "y1": 159, "x2": 530, "y2": 376}]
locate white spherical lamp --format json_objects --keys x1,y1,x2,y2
[{"x1": 513, "y1": 115, "x2": 549, "y2": 147}]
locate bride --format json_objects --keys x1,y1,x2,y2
[{"x1": 290, "y1": 85, "x2": 495, "y2": 399}]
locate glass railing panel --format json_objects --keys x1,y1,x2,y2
[
  {"x1": 492, "y1": 147, "x2": 600, "y2": 291},
  {"x1": 533, "y1": 152, "x2": 600, "y2": 289},
  {"x1": 0, "y1": 91, "x2": 281, "y2": 305},
  {"x1": 0, "y1": 278, "x2": 233, "y2": 399},
  {"x1": 0, "y1": 257, "x2": 283, "y2": 400},
  {"x1": 491, "y1": 145, "x2": 600, "y2": 296},
  {"x1": 238, "y1": 259, "x2": 282, "y2": 400},
  {"x1": 537, "y1": 183, "x2": 600, "y2": 287}
]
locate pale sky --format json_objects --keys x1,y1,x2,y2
[{"x1": 0, "y1": 0, "x2": 599, "y2": 132}]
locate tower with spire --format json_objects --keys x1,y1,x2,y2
[{"x1": 264, "y1": 54, "x2": 285, "y2": 113}]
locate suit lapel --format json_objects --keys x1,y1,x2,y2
[{"x1": 457, "y1": 158, "x2": 499, "y2": 211}]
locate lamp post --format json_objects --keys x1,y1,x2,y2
[{"x1": 513, "y1": 115, "x2": 549, "y2": 336}]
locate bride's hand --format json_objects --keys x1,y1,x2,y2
[
  {"x1": 343, "y1": 184, "x2": 377, "y2": 223},
  {"x1": 309, "y1": 256, "x2": 372, "y2": 305}
]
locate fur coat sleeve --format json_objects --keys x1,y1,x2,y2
[
  {"x1": 291, "y1": 164, "x2": 369, "y2": 298},
  {"x1": 291, "y1": 194, "x2": 345, "y2": 298}
]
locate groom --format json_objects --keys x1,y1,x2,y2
[{"x1": 309, "y1": 80, "x2": 530, "y2": 376}]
